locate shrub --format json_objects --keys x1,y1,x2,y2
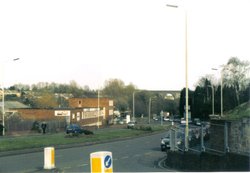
[
  {"x1": 83, "y1": 129, "x2": 94, "y2": 135},
  {"x1": 133, "y1": 125, "x2": 152, "y2": 132}
]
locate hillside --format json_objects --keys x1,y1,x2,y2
[{"x1": 223, "y1": 101, "x2": 250, "y2": 120}]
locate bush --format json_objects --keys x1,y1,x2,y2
[
  {"x1": 83, "y1": 129, "x2": 94, "y2": 135},
  {"x1": 31, "y1": 121, "x2": 41, "y2": 133},
  {"x1": 0, "y1": 124, "x2": 5, "y2": 136},
  {"x1": 133, "y1": 125, "x2": 152, "y2": 132}
]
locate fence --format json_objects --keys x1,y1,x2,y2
[
  {"x1": 170, "y1": 122, "x2": 233, "y2": 155},
  {"x1": 4, "y1": 118, "x2": 67, "y2": 135}
]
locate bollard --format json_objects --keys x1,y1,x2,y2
[
  {"x1": 90, "y1": 151, "x2": 113, "y2": 173},
  {"x1": 44, "y1": 147, "x2": 55, "y2": 169}
]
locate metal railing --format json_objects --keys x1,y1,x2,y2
[{"x1": 169, "y1": 122, "x2": 231, "y2": 155}]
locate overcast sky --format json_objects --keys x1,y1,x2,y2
[{"x1": 0, "y1": 0, "x2": 249, "y2": 90}]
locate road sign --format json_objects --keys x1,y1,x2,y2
[
  {"x1": 104, "y1": 155, "x2": 112, "y2": 168},
  {"x1": 90, "y1": 151, "x2": 113, "y2": 173}
]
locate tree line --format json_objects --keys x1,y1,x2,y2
[
  {"x1": 6, "y1": 57, "x2": 249, "y2": 120},
  {"x1": 179, "y1": 57, "x2": 250, "y2": 120}
]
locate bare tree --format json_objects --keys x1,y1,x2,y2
[{"x1": 223, "y1": 57, "x2": 250, "y2": 106}]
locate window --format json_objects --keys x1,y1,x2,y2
[
  {"x1": 78, "y1": 100, "x2": 82, "y2": 107},
  {"x1": 77, "y1": 112, "x2": 80, "y2": 121},
  {"x1": 109, "y1": 100, "x2": 113, "y2": 106},
  {"x1": 72, "y1": 113, "x2": 75, "y2": 119}
]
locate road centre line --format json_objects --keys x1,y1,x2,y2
[
  {"x1": 77, "y1": 163, "x2": 89, "y2": 167},
  {"x1": 120, "y1": 156, "x2": 129, "y2": 159},
  {"x1": 63, "y1": 166, "x2": 72, "y2": 170},
  {"x1": 145, "y1": 152, "x2": 152, "y2": 155}
]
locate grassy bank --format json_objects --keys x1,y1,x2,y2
[
  {"x1": 0, "y1": 125, "x2": 169, "y2": 152},
  {"x1": 223, "y1": 101, "x2": 250, "y2": 120}
]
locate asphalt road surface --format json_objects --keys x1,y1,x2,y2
[{"x1": 0, "y1": 131, "x2": 172, "y2": 172}]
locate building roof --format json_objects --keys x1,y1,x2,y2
[{"x1": 0, "y1": 101, "x2": 30, "y2": 109}]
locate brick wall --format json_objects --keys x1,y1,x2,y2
[
  {"x1": 15, "y1": 108, "x2": 65, "y2": 121},
  {"x1": 14, "y1": 106, "x2": 110, "y2": 128}
]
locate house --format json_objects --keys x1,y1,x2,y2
[{"x1": 68, "y1": 97, "x2": 114, "y2": 120}]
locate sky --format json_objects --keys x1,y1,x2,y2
[{"x1": 0, "y1": 0, "x2": 249, "y2": 91}]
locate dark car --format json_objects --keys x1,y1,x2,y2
[
  {"x1": 161, "y1": 134, "x2": 170, "y2": 151},
  {"x1": 66, "y1": 124, "x2": 93, "y2": 135},
  {"x1": 66, "y1": 124, "x2": 83, "y2": 135}
]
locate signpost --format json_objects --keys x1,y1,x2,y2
[
  {"x1": 90, "y1": 151, "x2": 113, "y2": 173},
  {"x1": 44, "y1": 147, "x2": 55, "y2": 170}
]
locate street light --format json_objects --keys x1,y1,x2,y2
[
  {"x1": 1, "y1": 58, "x2": 20, "y2": 136},
  {"x1": 208, "y1": 85, "x2": 215, "y2": 116},
  {"x1": 132, "y1": 90, "x2": 142, "y2": 122},
  {"x1": 212, "y1": 67, "x2": 223, "y2": 117},
  {"x1": 148, "y1": 96, "x2": 157, "y2": 124},
  {"x1": 166, "y1": 4, "x2": 189, "y2": 151},
  {"x1": 97, "y1": 89, "x2": 100, "y2": 129}
]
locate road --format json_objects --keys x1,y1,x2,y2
[{"x1": 0, "y1": 131, "x2": 171, "y2": 172}]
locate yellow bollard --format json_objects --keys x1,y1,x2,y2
[
  {"x1": 90, "y1": 151, "x2": 113, "y2": 173},
  {"x1": 44, "y1": 147, "x2": 55, "y2": 169}
]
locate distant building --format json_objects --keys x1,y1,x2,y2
[
  {"x1": 1, "y1": 97, "x2": 114, "y2": 128},
  {"x1": 0, "y1": 89, "x2": 21, "y2": 99},
  {"x1": 68, "y1": 98, "x2": 114, "y2": 120},
  {"x1": 0, "y1": 101, "x2": 30, "y2": 124}
]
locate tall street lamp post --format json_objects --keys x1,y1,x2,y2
[
  {"x1": 1, "y1": 58, "x2": 20, "y2": 136},
  {"x1": 148, "y1": 96, "x2": 157, "y2": 124},
  {"x1": 148, "y1": 97, "x2": 152, "y2": 124},
  {"x1": 97, "y1": 89, "x2": 100, "y2": 129},
  {"x1": 132, "y1": 91, "x2": 135, "y2": 122},
  {"x1": 208, "y1": 85, "x2": 215, "y2": 116},
  {"x1": 132, "y1": 90, "x2": 142, "y2": 122},
  {"x1": 166, "y1": 4, "x2": 189, "y2": 151},
  {"x1": 212, "y1": 68, "x2": 223, "y2": 117}
]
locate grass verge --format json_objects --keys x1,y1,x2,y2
[{"x1": 0, "y1": 125, "x2": 170, "y2": 152}]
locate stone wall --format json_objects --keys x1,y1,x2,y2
[
  {"x1": 165, "y1": 151, "x2": 250, "y2": 171},
  {"x1": 210, "y1": 118, "x2": 250, "y2": 155},
  {"x1": 228, "y1": 117, "x2": 250, "y2": 155}
]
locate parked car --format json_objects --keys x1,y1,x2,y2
[
  {"x1": 181, "y1": 118, "x2": 186, "y2": 124},
  {"x1": 66, "y1": 124, "x2": 82, "y2": 134},
  {"x1": 127, "y1": 121, "x2": 136, "y2": 129},
  {"x1": 163, "y1": 117, "x2": 170, "y2": 121},
  {"x1": 153, "y1": 117, "x2": 159, "y2": 121},
  {"x1": 194, "y1": 118, "x2": 201, "y2": 126},
  {"x1": 66, "y1": 124, "x2": 93, "y2": 135}
]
